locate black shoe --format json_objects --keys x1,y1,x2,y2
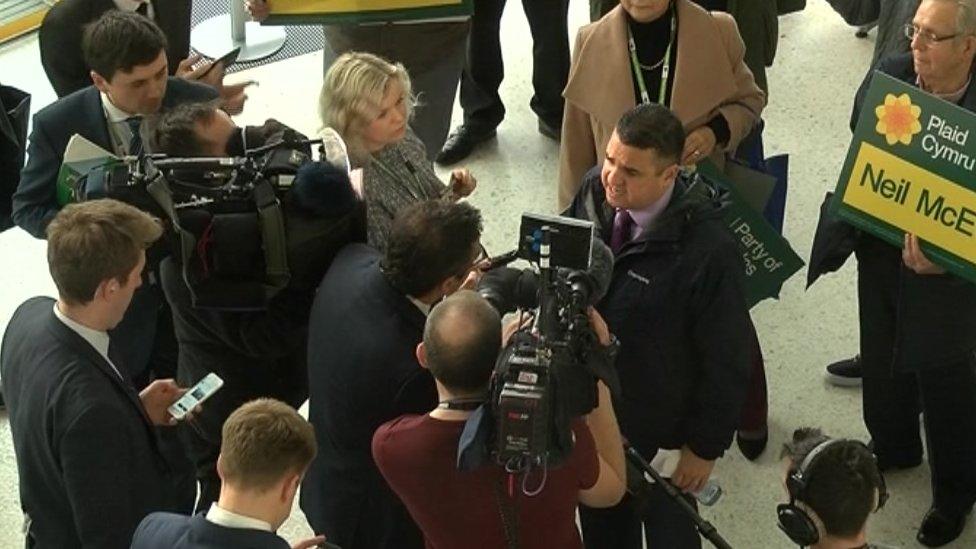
[
  {"x1": 435, "y1": 125, "x2": 496, "y2": 165},
  {"x1": 917, "y1": 507, "x2": 968, "y2": 547},
  {"x1": 538, "y1": 119, "x2": 561, "y2": 141},
  {"x1": 736, "y1": 429, "x2": 768, "y2": 461},
  {"x1": 825, "y1": 354, "x2": 862, "y2": 387}
]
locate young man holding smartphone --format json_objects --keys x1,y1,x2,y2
[{"x1": 1, "y1": 199, "x2": 193, "y2": 548}]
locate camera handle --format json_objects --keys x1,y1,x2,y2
[{"x1": 624, "y1": 444, "x2": 734, "y2": 549}]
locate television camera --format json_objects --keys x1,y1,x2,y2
[
  {"x1": 462, "y1": 214, "x2": 620, "y2": 487},
  {"x1": 72, "y1": 128, "x2": 356, "y2": 310}
]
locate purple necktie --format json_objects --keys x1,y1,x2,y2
[{"x1": 610, "y1": 210, "x2": 635, "y2": 254}]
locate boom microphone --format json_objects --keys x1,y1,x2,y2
[{"x1": 290, "y1": 161, "x2": 358, "y2": 218}]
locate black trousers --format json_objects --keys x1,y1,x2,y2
[
  {"x1": 857, "y1": 246, "x2": 976, "y2": 516},
  {"x1": 579, "y1": 468, "x2": 701, "y2": 549},
  {"x1": 460, "y1": 0, "x2": 570, "y2": 131}
]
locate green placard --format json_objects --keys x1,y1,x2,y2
[
  {"x1": 831, "y1": 72, "x2": 976, "y2": 283},
  {"x1": 698, "y1": 161, "x2": 805, "y2": 308}
]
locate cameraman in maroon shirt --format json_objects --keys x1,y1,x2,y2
[{"x1": 372, "y1": 290, "x2": 626, "y2": 549}]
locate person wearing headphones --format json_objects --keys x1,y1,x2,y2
[{"x1": 777, "y1": 428, "x2": 893, "y2": 549}]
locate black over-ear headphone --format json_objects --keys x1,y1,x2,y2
[{"x1": 776, "y1": 439, "x2": 888, "y2": 547}]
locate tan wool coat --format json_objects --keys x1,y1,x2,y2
[{"x1": 557, "y1": 0, "x2": 767, "y2": 209}]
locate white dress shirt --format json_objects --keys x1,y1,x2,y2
[
  {"x1": 52, "y1": 303, "x2": 124, "y2": 380},
  {"x1": 206, "y1": 504, "x2": 273, "y2": 532},
  {"x1": 100, "y1": 93, "x2": 146, "y2": 157}
]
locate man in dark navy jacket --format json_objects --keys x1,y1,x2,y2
[
  {"x1": 301, "y1": 200, "x2": 486, "y2": 549},
  {"x1": 132, "y1": 399, "x2": 331, "y2": 549},
  {"x1": 12, "y1": 10, "x2": 216, "y2": 383},
  {"x1": 12, "y1": 10, "x2": 216, "y2": 239},
  {"x1": 1, "y1": 200, "x2": 188, "y2": 549},
  {"x1": 565, "y1": 104, "x2": 751, "y2": 549}
]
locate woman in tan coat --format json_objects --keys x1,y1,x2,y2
[{"x1": 557, "y1": 0, "x2": 766, "y2": 209}]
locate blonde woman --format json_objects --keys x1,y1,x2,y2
[{"x1": 320, "y1": 52, "x2": 477, "y2": 251}]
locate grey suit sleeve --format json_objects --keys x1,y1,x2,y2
[
  {"x1": 12, "y1": 116, "x2": 62, "y2": 239},
  {"x1": 60, "y1": 403, "x2": 139, "y2": 549},
  {"x1": 825, "y1": 0, "x2": 883, "y2": 26}
]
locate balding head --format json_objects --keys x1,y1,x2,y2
[{"x1": 423, "y1": 290, "x2": 501, "y2": 394}]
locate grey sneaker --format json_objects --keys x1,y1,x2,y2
[{"x1": 825, "y1": 354, "x2": 862, "y2": 387}]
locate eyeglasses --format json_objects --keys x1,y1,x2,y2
[{"x1": 903, "y1": 23, "x2": 961, "y2": 45}]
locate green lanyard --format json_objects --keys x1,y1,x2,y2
[{"x1": 627, "y1": 13, "x2": 676, "y2": 106}]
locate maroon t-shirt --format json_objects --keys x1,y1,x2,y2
[{"x1": 372, "y1": 415, "x2": 599, "y2": 549}]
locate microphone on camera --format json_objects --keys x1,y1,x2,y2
[
  {"x1": 478, "y1": 267, "x2": 539, "y2": 315},
  {"x1": 565, "y1": 238, "x2": 614, "y2": 305},
  {"x1": 291, "y1": 161, "x2": 357, "y2": 218}
]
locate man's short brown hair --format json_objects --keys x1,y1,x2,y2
[
  {"x1": 220, "y1": 399, "x2": 317, "y2": 491},
  {"x1": 46, "y1": 199, "x2": 163, "y2": 305}
]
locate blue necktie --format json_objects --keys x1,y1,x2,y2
[{"x1": 126, "y1": 117, "x2": 144, "y2": 157}]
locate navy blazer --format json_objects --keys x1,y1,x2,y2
[
  {"x1": 300, "y1": 243, "x2": 433, "y2": 549},
  {"x1": 12, "y1": 77, "x2": 217, "y2": 239},
  {"x1": 40, "y1": 0, "x2": 193, "y2": 98},
  {"x1": 131, "y1": 513, "x2": 291, "y2": 549},
  {"x1": 0, "y1": 297, "x2": 181, "y2": 549}
]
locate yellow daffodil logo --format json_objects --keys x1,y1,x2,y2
[{"x1": 875, "y1": 93, "x2": 922, "y2": 146}]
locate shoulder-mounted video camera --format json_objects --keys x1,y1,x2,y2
[
  {"x1": 74, "y1": 132, "x2": 323, "y2": 310},
  {"x1": 463, "y1": 214, "x2": 620, "y2": 484}
]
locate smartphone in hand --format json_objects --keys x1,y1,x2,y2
[
  {"x1": 168, "y1": 373, "x2": 224, "y2": 420},
  {"x1": 199, "y1": 47, "x2": 242, "y2": 79}
]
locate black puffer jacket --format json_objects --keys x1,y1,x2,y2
[{"x1": 565, "y1": 167, "x2": 751, "y2": 460}]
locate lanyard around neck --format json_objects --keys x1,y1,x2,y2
[
  {"x1": 628, "y1": 12, "x2": 676, "y2": 106},
  {"x1": 370, "y1": 149, "x2": 424, "y2": 201}
]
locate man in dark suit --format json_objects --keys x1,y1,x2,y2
[
  {"x1": 132, "y1": 399, "x2": 330, "y2": 549},
  {"x1": 14, "y1": 10, "x2": 216, "y2": 240},
  {"x1": 1, "y1": 199, "x2": 190, "y2": 549},
  {"x1": 810, "y1": 1, "x2": 976, "y2": 545},
  {"x1": 301, "y1": 200, "x2": 486, "y2": 549},
  {"x1": 40, "y1": 0, "x2": 191, "y2": 98},
  {"x1": 12, "y1": 10, "x2": 216, "y2": 383}
]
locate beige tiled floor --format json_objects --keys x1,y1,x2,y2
[{"x1": 1, "y1": 1, "x2": 974, "y2": 547}]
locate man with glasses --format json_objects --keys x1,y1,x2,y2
[
  {"x1": 302, "y1": 200, "x2": 487, "y2": 549},
  {"x1": 838, "y1": 0, "x2": 976, "y2": 545}
]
